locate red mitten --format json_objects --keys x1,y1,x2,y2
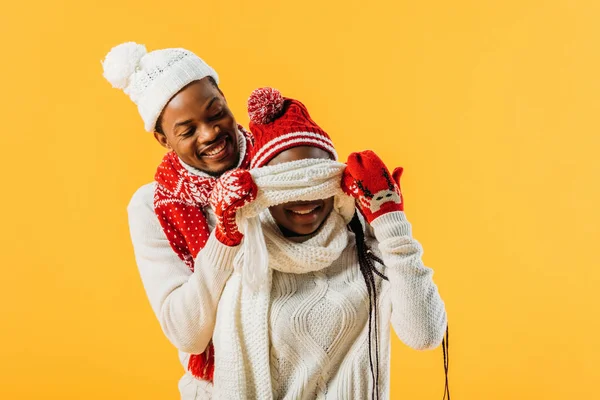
[
  {"x1": 209, "y1": 169, "x2": 258, "y2": 246},
  {"x1": 341, "y1": 150, "x2": 404, "y2": 224}
]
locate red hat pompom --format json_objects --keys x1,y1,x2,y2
[{"x1": 248, "y1": 87, "x2": 285, "y2": 125}]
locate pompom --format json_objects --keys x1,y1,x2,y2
[
  {"x1": 247, "y1": 87, "x2": 285, "y2": 124},
  {"x1": 102, "y1": 42, "x2": 147, "y2": 89}
]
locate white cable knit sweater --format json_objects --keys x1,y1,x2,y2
[{"x1": 129, "y1": 181, "x2": 446, "y2": 399}]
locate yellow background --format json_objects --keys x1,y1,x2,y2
[{"x1": 1, "y1": 0, "x2": 598, "y2": 398}]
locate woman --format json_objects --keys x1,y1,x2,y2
[{"x1": 205, "y1": 88, "x2": 448, "y2": 399}]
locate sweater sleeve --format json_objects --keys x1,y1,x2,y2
[
  {"x1": 370, "y1": 211, "x2": 447, "y2": 350},
  {"x1": 127, "y1": 183, "x2": 238, "y2": 354}
]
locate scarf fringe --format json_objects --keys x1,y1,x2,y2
[{"x1": 188, "y1": 345, "x2": 215, "y2": 381}]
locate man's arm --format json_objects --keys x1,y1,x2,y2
[{"x1": 128, "y1": 183, "x2": 236, "y2": 354}]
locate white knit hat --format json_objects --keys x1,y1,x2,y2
[{"x1": 102, "y1": 42, "x2": 219, "y2": 132}]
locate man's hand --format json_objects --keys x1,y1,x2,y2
[{"x1": 209, "y1": 169, "x2": 258, "y2": 246}]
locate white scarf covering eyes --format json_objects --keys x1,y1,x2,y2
[
  {"x1": 212, "y1": 158, "x2": 356, "y2": 399},
  {"x1": 234, "y1": 158, "x2": 356, "y2": 289}
]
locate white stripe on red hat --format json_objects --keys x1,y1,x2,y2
[{"x1": 251, "y1": 131, "x2": 337, "y2": 168}]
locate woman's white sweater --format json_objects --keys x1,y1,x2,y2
[{"x1": 128, "y1": 184, "x2": 446, "y2": 399}]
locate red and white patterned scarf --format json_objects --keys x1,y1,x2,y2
[{"x1": 153, "y1": 125, "x2": 253, "y2": 381}]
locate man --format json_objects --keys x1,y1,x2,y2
[{"x1": 102, "y1": 42, "x2": 254, "y2": 399}]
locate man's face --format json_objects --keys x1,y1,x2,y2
[{"x1": 154, "y1": 78, "x2": 240, "y2": 176}]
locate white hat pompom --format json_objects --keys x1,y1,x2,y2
[{"x1": 102, "y1": 42, "x2": 147, "y2": 89}]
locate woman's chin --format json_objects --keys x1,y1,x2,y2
[{"x1": 281, "y1": 218, "x2": 328, "y2": 237}]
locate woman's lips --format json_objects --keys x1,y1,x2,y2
[
  {"x1": 290, "y1": 208, "x2": 317, "y2": 215},
  {"x1": 284, "y1": 200, "x2": 324, "y2": 221}
]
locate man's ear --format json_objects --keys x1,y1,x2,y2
[{"x1": 154, "y1": 131, "x2": 172, "y2": 150}]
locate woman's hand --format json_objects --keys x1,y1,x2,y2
[{"x1": 341, "y1": 150, "x2": 404, "y2": 224}]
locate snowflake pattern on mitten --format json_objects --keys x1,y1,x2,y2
[{"x1": 209, "y1": 169, "x2": 258, "y2": 246}]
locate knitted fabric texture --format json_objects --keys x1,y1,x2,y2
[
  {"x1": 129, "y1": 164, "x2": 447, "y2": 398},
  {"x1": 153, "y1": 127, "x2": 252, "y2": 381},
  {"x1": 342, "y1": 151, "x2": 405, "y2": 224},
  {"x1": 211, "y1": 160, "x2": 355, "y2": 398},
  {"x1": 209, "y1": 169, "x2": 258, "y2": 246},
  {"x1": 102, "y1": 41, "x2": 219, "y2": 131},
  {"x1": 232, "y1": 158, "x2": 356, "y2": 289},
  {"x1": 247, "y1": 88, "x2": 337, "y2": 168}
]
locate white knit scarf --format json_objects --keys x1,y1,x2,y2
[{"x1": 212, "y1": 159, "x2": 356, "y2": 400}]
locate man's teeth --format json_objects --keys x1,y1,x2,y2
[{"x1": 205, "y1": 141, "x2": 226, "y2": 156}]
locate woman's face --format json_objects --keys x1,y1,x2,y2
[{"x1": 267, "y1": 146, "x2": 335, "y2": 237}]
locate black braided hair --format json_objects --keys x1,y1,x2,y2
[
  {"x1": 348, "y1": 213, "x2": 388, "y2": 400},
  {"x1": 348, "y1": 213, "x2": 451, "y2": 400},
  {"x1": 442, "y1": 324, "x2": 450, "y2": 400}
]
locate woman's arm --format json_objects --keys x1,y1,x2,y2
[{"x1": 370, "y1": 211, "x2": 447, "y2": 350}]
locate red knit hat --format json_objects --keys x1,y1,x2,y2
[{"x1": 247, "y1": 88, "x2": 337, "y2": 168}]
